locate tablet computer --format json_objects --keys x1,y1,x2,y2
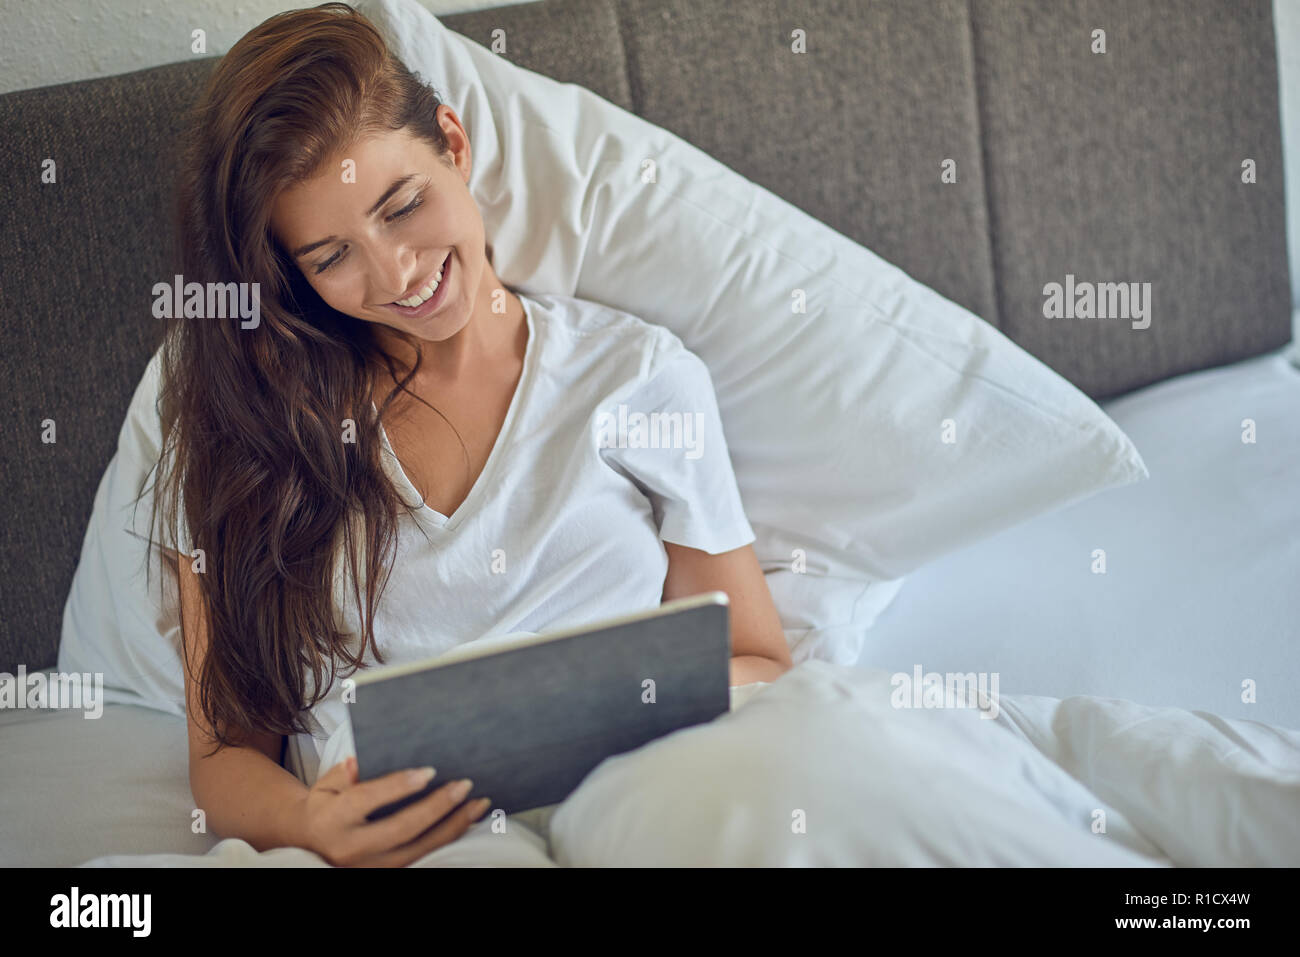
[{"x1": 351, "y1": 590, "x2": 732, "y2": 819}]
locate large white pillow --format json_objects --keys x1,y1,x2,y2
[
  {"x1": 356, "y1": 0, "x2": 1149, "y2": 663},
  {"x1": 59, "y1": 349, "x2": 187, "y2": 717}
]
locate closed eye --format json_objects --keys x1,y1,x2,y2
[{"x1": 312, "y1": 192, "x2": 426, "y2": 275}]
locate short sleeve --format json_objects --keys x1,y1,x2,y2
[{"x1": 597, "y1": 329, "x2": 756, "y2": 554}]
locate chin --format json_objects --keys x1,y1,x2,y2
[{"x1": 414, "y1": 303, "x2": 470, "y2": 340}]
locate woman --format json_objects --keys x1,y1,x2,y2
[{"x1": 148, "y1": 3, "x2": 792, "y2": 867}]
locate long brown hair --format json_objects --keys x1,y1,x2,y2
[{"x1": 146, "y1": 2, "x2": 457, "y2": 754}]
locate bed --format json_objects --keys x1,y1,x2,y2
[
  {"x1": 3, "y1": 342, "x2": 1295, "y2": 868},
  {"x1": 860, "y1": 347, "x2": 1300, "y2": 733},
  {"x1": 1, "y1": 0, "x2": 1296, "y2": 867}
]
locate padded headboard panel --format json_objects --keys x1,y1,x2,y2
[
  {"x1": 0, "y1": 0, "x2": 1290, "y2": 672},
  {"x1": 970, "y1": 0, "x2": 1291, "y2": 397},
  {"x1": 444, "y1": 0, "x2": 1291, "y2": 398}
]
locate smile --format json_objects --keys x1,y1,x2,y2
[{"x1": 381, "y1": 252, "x2": 452, "y2": 318}]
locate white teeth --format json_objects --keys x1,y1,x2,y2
[
  {"x1": 397, "y1": 283, "x2": 435, "y2": 308},
  {"x1": 394, "y1": 261, "x2": 447, "y2": 308}
]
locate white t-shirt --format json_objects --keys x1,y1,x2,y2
[{"x1": 288, "y1": 291, "x2": 756, "y2": 782}]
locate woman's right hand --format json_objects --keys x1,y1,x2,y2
[{"x1": 298, "y1": 757, "x2": 492, "y2": 867}]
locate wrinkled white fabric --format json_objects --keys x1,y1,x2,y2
[{"x1": 81, "y1": 661, "x2": 1300, "y2": 867}]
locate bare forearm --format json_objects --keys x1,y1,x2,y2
[
  {"x1": 730, "y1": 654, "x2": 791, "y2": 687},
  {"x1": 192, "y1": 746, "x2": 312, "y2": 852}
]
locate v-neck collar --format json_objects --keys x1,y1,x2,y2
[{"x1": 374, "y1": 296, "x2": 537, "y2": 532}]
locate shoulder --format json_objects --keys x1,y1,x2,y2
[{"x1": 521, "y1": 291, "x2": 692, "y2": 382}]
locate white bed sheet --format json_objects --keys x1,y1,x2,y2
[
  {"x1": 857, "y1": 349, "x2": 1300, "y2": 731},
  {"x1": 5, "y1": 658, "x2": 1299, "y2": 866},
  {"x1": 0, "y1": 697, "x2": 218, "y2": 867},
  {"x1": 0, "y1": 678, "x2": 768, "y2": 866},
  {"x1": 70, "y1": 661, "x2": 1300, "y2": 867}
]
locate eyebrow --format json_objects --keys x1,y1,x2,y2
[{"x1": 289, "y1": 174, "x2": 417, "y2": 258}]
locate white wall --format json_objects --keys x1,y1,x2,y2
[
  {"x1": 0, "y1": 0, "x2": 504, "y2": 94},
  {"x1": 3, "y1": 0, "x2": 1298, "y2": 352}
]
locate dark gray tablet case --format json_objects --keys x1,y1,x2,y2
[{"x1": 351, "y1": 591, "x2": 732, "y2": 819}]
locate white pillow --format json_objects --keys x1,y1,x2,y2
[
  {"x1": 356, "y1": 0, "x2": 1149, "y2": 663},
  {"x1": 59, "y1": 349, "x2": 187, "y2": 716}
]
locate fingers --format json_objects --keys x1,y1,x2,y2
[
  {"x1": 311, "y1": 760, "x2": 492, "y2": 866},
  {"x1": 341, "y1": 764, "x2": 443, "y2": 824},
  {"x1": 313, "y1": 755, "x2": 359, "y2": 793},
  {"x1": 360, "y1": 776, "x2": 480, "y2": 852},
  {"x1": 362, "y1": 793, "x2": 493, "y2": 868}
]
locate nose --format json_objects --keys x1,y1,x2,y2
[{"x1": 372, "y1": 244, "x2": 422, "y2": 304}]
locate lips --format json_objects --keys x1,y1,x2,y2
[{"x1": 381, "y1": 252, "x2": 452, "y2": 318}]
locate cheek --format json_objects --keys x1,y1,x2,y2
[{"x1": 312, "y1": 275, "x2": 360, "y2": 311}]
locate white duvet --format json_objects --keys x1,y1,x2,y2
[{"x1": 80, "y1": 660, "x2": 1300, "y2": 867}]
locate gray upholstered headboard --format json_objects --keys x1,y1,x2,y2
[{"x1": 0, "y1": 0, "x2": 1290, "y2": 673}]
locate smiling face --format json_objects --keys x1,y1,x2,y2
[{"x1": 270, "y1": 106, "x2": 492, "y2": 356}]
